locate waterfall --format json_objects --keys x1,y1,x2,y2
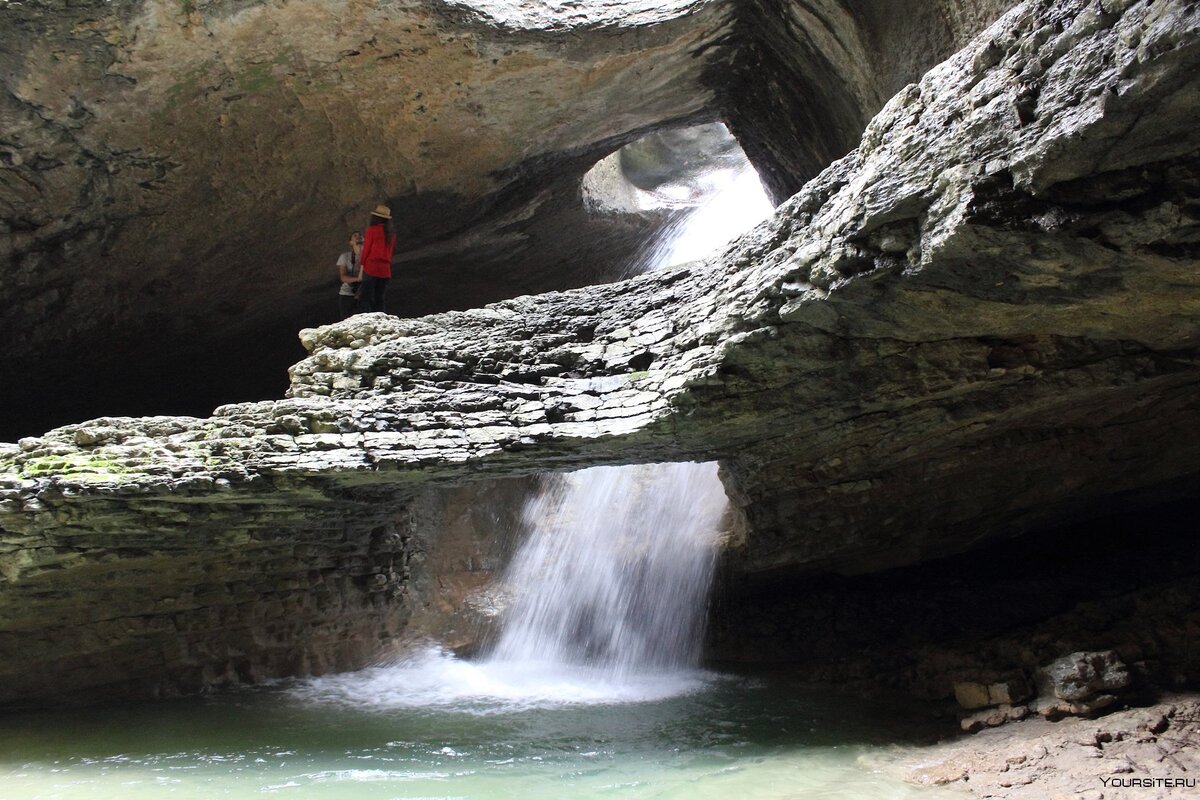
[
  {"x1": 473, "y1": 137, "x2": 773, "y2": 683},
  {"x1": 290, "y1": 462, "x2": 729, "y2": 710},
  {"x1": 640, "y1": 162, "x2": 774, "y2": 272},
  {"x1": 486, "y1": 462, "x2": 726, "y2": 677},
  {"x1": 292, "y1": 131, "x2": 771, "y2": 710}
]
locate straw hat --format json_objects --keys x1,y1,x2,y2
[{"x1": 370, "y1": 204, "x2": 392, "y2": 219}]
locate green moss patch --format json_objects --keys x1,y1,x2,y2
[
  {"x1": 20, "y1": 453, "x2": 135, "y2": 481},
  {"x1": 236, "y1": 50, "x2": 294, "y2": 93},
  {"x1": 236, "y1": 62, "x2": 277, "y2": 93},
  {"x1": 157, "y1": 67, "x2": 205, "y2": 122}
]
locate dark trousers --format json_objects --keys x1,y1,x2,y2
[
  {"x1": 360, "y1": 274, "x2": 390, "y2": 314},
  {"x1": 338, "y1": 292, "x2": 358, "y2": 319}
]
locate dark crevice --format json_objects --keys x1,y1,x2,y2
[{"x1": 709, "y1": 496, "x2": 1200, "y2": 695}]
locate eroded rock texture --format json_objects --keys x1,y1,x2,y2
[
  {"x1": 888, "y1": 697, "x2": 1200, "y2": 798},
  {"x1": 0, "y1": 0, "x2": 1008, "y2": 439},
  {"x1": 0, "y1": 0, "x2": 729, "y2": 437},
  {"x1": 0, "y1": 0, "x2": 1198, "y2": 705},
  {"x1": 722, "y1": 0, "x2": 1014, "y2": 202}
]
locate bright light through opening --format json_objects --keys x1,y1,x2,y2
[{"x1": 582, "y1": 122, "x2": 774, "y2": 274}]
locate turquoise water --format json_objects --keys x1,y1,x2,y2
[{"x1": 0, "y1": 656, "x2": 963, "y2": 800}]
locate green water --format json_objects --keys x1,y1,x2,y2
[{"x1": 0, "y1": 663, "x2": 964, "y2": 800}]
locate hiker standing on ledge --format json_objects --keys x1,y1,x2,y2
[
  {"x1": 336, "y1": 230, "x2": 363, "y2": 319},
  {"x1": 359, "y1": 204, "x2": 396, "y2": 314}
]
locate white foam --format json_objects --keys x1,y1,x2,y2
[
  {"x1": 294, "y1": 462, "x2": 727, "y2": 714},
  {"x1": 489, "y1": 462, "x2": 726, "y2": 676},
  {"x1": 290, "y1": 647, "x2": 714, "y2": 713}
]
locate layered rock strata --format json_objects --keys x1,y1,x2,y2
[
  {"x1": 0, "y1": 0, "x2": 1009, "y2": 439},
  {"x1": 0, "y1": 0, "x2": 731, "y2": 437},
  {"x1": 722, "y1": 0, "x2": 1014, "y2": 202},
  {"x1": 1, "y1": 0, "x2": 1198, "y2": 704}
]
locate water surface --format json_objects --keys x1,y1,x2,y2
[{"x1": 0, "y1": 659, "x2": 964, "y2": 799}]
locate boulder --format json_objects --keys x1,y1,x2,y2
[
  {"x1": 954, "y1": 681, "x2": 993, "y2": 710},
  {"x1": 989, "y1": 678, "x2": 1033, "y2": 706},
  {"x1": 1040, "y1": 651, "x2": 1132, "y2": 703}
]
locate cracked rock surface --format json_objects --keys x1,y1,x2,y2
[{"x1": 883, "y1": 697, "x2": 1200, "y2": 800}]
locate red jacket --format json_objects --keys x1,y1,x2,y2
[{"x1": 361, "y1": 224, "x2": 395, "y2": 278}]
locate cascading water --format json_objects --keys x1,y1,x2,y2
[
  {"x1": 292, "y1": 461, "x2": 729, "y2": 710},
  {"x1": 472, "y1": 130, "x2": 772, "y2": 690},
  {"x1": 488, "y1": 461, "x2": 726, "y2": 676},
  {"x1": 584, "y1": 121, "x2": 774, "y2": 275},
  {"x1": 637, "y1": 157, "x2": 774, "y2": 272}
]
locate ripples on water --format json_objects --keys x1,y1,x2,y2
[{"x1": 0, "y1": 657, "x2": 964, "y2": 800}]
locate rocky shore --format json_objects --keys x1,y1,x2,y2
[{"x1": 886, "y1": 696, "x2": 1200, "y2": 799}]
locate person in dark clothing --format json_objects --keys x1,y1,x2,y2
[
  {"x1": 359, "y1": 205, "x2": 396, "y2": 314},
  {"x1": 336, "y1": 230, "x2": 363, "y2": 319}
]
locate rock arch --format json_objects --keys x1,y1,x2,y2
[{"x1": 1, "y1": 0, "x2": 1009, "y2": 438}]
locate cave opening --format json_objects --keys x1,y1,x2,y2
[
  {"x1": 581, "y1": 121, "x2": 775, "y2": 275},
  {"x1": 3, "y1": 0, "x2": 1200, "y2": 792},
  {"x1": 1, "y1": 120, "x2": 775, "y2": 443}
]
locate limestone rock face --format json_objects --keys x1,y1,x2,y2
[
  {"x1": 0, "y1": 0, "x2": 1007, "y2": 440},
  {"x1": 0, "y1": 0, "x2": 1198, "y2": 703},
  {"x1": 722, "y1": 0, "x2": 1015, "y2": 202},
  {"x1": 0, "y1": 0, "x2": 729, "y2": 437}
]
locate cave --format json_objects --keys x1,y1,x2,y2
[
  {"x1": 0, "y1": 0, "x2": 1011, "y2": 440},
  {"x1": 2, "y1": 0, "x2": 1199, "y2": 796}
]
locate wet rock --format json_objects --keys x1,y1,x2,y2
[{"x1": 0, "y1": 0, "x2": 1010, "y2": 441}]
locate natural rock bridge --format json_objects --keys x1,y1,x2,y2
[
  {"x1": 0, "y1": 0, "x2": 1010, "y2": 438},
  {"x1": 1, "y1": 0, "x2": 1198, "y2": 705}
]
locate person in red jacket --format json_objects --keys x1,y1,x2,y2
[{"x1": 359, "y1": 204, "x2": 396, "y2": 313}]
